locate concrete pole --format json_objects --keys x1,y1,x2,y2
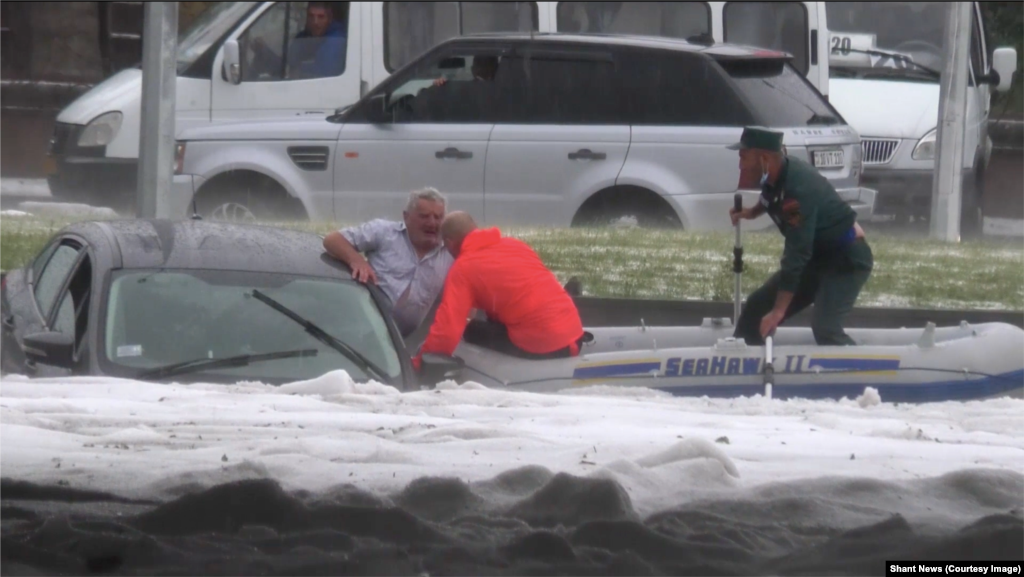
[
  {"x1": 136, "y1": 2, "x2": 178, "y2": 219},
  {"x1": 929, "y1": 1, "x2": 972, "y2": 242}
]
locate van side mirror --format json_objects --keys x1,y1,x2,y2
[
  {"x1": 990, "y1": 47, "x2": 1018, "y2": 93},
  {"x1": 223, "y1": 40, "x2": 241, "y2": 85},
  {"x1": 23, "y1": 331, "x2": 76, "y2": 368}
]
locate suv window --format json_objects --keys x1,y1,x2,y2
[
  {"x1": 384, "y1": 2, "x2": 538, "y2": 72},
  {"x1": 556, "y1": 2, "x2": 711, "y2": 41},
  {"x1": 719, "y1": 58, "x2": 840, "y2": 128},
  {"x1": 617, "y1": 49, "x2": 753, "y2": 127},
  {"x1": 240, "y1": 1, "x2": 349, "y2": 82},
  {"x1": 33, "y1": 242, "x2": 81, "y2": 322},
  {"x1": 723, "y1": 2, "x2": 809, "y2": 74},
  {"x1": 368, "y1": 48, "x2": 510, "y2": 123},
  {"x1": 514, "y1": 46, "x2": 623, "y2": 124}
]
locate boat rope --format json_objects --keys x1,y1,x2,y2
[{"x1": 456, "y1": 365, "x2": 1024, "y2": 389}]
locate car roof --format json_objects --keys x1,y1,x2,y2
[
  {"x1": 65, "y1": 219, "x2": 353, "y2": 278},
  {"x1": 444, "y1": 32, "x2": 793, "y2": 60}
]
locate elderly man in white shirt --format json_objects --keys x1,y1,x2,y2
[{"x1": 322, "y1": 188, "x2": 454, "y2": 337}]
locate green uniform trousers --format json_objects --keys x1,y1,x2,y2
[{"x1": 734, "y1": 238, "x2": 874, "y2": 346}]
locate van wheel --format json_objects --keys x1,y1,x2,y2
[
  {"x1": 572, "y1": 186, "x2": 683, "y2": 230},
  {"x1": 193, "y1": 172, "x2": 307, "y2": 223}
]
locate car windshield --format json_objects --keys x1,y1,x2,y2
[
  {"x1": 177, "y1": 1, "x2": 259, "y2": 74},
  {"x1": 102, "y1": 269, "x2": 402, "y2": 383},
  {"x1": 825, "y1": 2, "x2": 946, "y2": 79},
  {"x1": 719, "y1": 58, "x2": 841, "y2": 128}
]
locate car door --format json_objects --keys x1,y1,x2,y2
[
  {"x1": 482, "y1": 43, "x2": 630, "y2": 227},
  {"x1": 22, "y1": 238, "x2": 90, "y2": 376},
  {"x1": 331, "y1": 44, "x2": 501, "y2": 223},
  {"x1": 211, "y1": 1, "x2": 362, "y2": 122}
]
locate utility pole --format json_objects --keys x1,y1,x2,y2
[
  {"x1": 136, "y1": 2, "x2": 178, "y2": 219},
  {"x1": 929, "y1": 1, "x2": 972, "y2": 242}
]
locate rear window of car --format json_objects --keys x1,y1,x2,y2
[{"x1": 717, "y1": 57, "x2": 842, "y2": 128}]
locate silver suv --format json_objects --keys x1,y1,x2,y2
[{"x1": 175, "y1": 33, "x2": 874, "y2": 230}]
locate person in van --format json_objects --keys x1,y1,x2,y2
[
  {"x1": 248, "y1": 2, "x2": 347, "y2": 79},
  {"x1": 727, "y1": 126, "x2": 874, "y2": 347},
  {"x1": 412, "y1": 211, "x2": 585, "y2": 371},
  {"x1": 288, "y1": 1, "x2": 347, "y2": 79},
  {"x1": 322, "y1": 187, "x2": 454, "y2": 337}
]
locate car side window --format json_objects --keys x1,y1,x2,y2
[
  {"x1": 517, "y1": 46, "x2": 623, "y2": 125},
  {"x1": 371, "y1": 49, "x2": 509, "y2": 124},
  {"x1": 33, "y1": 242, "x2": 82, "y2": 323},
  {"x1": 52, "y1": 255, "x2": 92, "y2": 352},
  {"x1": 618, "y1": 49, "x2": 752, "y2": 127},
  {"x1": 240, "y1": 1, "x2": 349, "y2": 82},
  {"x1": 723, "y1": 2, "x2": 809, "y2": 75},
  {"x1": 384, "y1": 2, "x2": 538, "y2": 72}
]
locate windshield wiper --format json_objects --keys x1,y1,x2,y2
[
  {"x1": 832, "y1": 47, "x2": 941, "y2": 78},
  {"x1": 138, "y1": 348, "x2": 318, "y2": 380},
  {"x1": 250, "y1": 289, "x2": 390, "y2": 383}
]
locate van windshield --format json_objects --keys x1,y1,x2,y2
[
  {"x1": 825, "y1": 2, "x2": 946, "y2": 79},
  {"x1": 720, "y1": 58, "x2": 842, "y2": 128},
  {"x1": 177, "y1": 1, "x2": 259, "y2": 74}
]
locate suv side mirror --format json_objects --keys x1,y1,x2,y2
[
  {"x1": 223, "y1": 40, "x2": 241, "y2": 85},
  {"x1": 418, "y1": 353, "x2": 464, "y2": 385},
  {"x1": 990, "y1": 47, "x2": 1018, "y2": 93},
  {"x1": 364, "y1": 93, "x2": 391, "y2": 124},
  {"x1": 23, "y1": 331, "x2": 75, "y2": 368}
]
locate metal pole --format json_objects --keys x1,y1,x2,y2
[
  {"x1": 136, "y1": 2, "x2": 178, "y2": 219},
  {"x1": 733, "y1": 193, "x2": 743, "y2": 326},
  {"x1": 929, "y1": 1, "x2": 972, "y2": 242}
]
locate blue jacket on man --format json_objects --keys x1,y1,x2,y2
[{"x1": 289, "y1": 20, "x2": 346, "y2": 78}]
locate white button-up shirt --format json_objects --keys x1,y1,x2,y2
[{"x1": 341, "y1": 219, "x2": 454, "y2": 336}]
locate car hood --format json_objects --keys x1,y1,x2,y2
[
  {"x1": 177, "y1": 116, "x2": 344, "y2": 142},
  {"x1": 828, "y1": 78, "x2": 939, "y2": 140}
]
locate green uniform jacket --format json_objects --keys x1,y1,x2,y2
[{"x1": 759, "y1": 157, "x2": 858, "y2": 292}]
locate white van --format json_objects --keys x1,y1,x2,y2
[
  {"x1": 824, "y1": 1, "x2": 1018, "y2": 237},
  {"x1": 46, "y1": 1, "x2": 831, "y2": 210}
]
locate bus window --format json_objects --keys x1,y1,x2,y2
[
  {"x1": 385, "y1": 2, "x2": 538, "y2": 72},
  {"x1": 556, "y1": 2, "x2": 711, "y2": 41},
  {"x1": 723, "y1": 2, "x2": 809, "y2": 74}
]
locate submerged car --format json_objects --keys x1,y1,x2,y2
[{"x1": 0, "y1": 219, "x2": 459, "y2": 387}]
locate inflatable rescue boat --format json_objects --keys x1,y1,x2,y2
[{"x1": 445, "y1": 318, "x2": 1024, "y2": 403}]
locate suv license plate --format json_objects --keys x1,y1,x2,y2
[{"x1": 813, "y1": 150, "x2": 845, "y2": 168}]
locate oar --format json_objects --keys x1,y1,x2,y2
[{"x1": 732, "y1": 193, "x2": 743, "y2": 326}]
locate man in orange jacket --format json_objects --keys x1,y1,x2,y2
[{"x1": 412, "y1": 211, "x2": 585, "y2": 370}]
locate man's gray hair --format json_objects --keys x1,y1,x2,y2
[{"x1": 404, "y1": 187, "x2": 447, "y2": 213}]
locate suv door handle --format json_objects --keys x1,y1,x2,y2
[
  {"x1": 435, "y1": 147, "x2": 473, "y2": 160},
  {"x1": 2, "y1": 314, "x2": 14, "y2": 329},
  {"x1": 568, "y1": 149, "x2": 607, "y2": 161}
]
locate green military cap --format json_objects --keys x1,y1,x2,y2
[{"x1": 726, "y1": 126, "x2": 785, "y2": 152}]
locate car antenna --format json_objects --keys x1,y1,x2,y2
[{"x1": 190, "y1": 196, "x2": 202, "y2": 220}]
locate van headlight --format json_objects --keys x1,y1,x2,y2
[
  {"x1": 912, "y1": 129, "x2": 937, "y2": 161},
  {"x1": 78, "y1": 112, "x2": 123, "y2": 147}
]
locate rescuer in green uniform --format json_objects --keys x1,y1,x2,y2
[{"x1": 728, "y1": 126, "x2": 874, "y2": 346}]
